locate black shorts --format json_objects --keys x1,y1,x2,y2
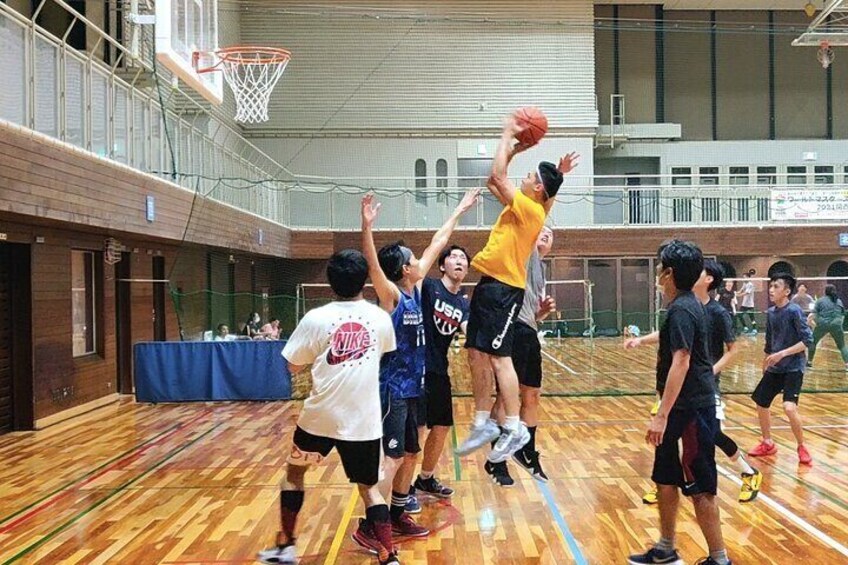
[
  {"x1": 289, "y1": 426, "x2": 381, "y2": 486},
  {"x1": 465, "y1": 276, "x2": 525, "y2": 357},
  {"x1": 420, "y1": 372, "x2": 453, "y2": 428},
  {"x1": 752, "y1": 371, "x2": 803, "y2": 407},
  {"x1": 382, "y1": 392, "x2": 420, "y2": 458},
  {"x1": 652, "y1": 405, "x2": 718, "y2": 497},
  {"x1": 512, "y1": 321, "x2": 543, "y2": 389}
]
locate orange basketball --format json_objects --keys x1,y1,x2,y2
[{"x1": 514, "y1": 107, "x2": 548, "y2": 147}]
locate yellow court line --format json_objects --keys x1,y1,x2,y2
[{"x1": 323, "y1": 488, "x2": 359, "y2": 565}]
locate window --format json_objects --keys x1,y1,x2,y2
[
  {"x1": 729, "y1": 167, "x2": 749, "y2": 185},
  {"x1": 699, "y1": 167, "x2": 720, "y2": 222},
  {"x1": 730, "y1": 167, "x2": 750, "y2": 222},
  {"x1": 756, "y1": 166, "x2": 776, "y2": 186},
  {"x1": 436, "y1": 158, "x2": 448, "y2": 203},
  {"x1": 72, "y1": 250, "x2": 97, "y2": 357},
  {"x1": 414, "y1": 159, "x2": 428, "y2": 205},
  {"x1": 671, "y1": 167, "x2": 691, "y2": 186},
  {"x1": 814, "y1": 165, "x2": 834, "y2": 185},
  {"x1": 787, "y1": 166, "x2": 807, "y2": 185},
  {"x1": 670, "y1": 167, "x2": 692, "y2": 223}
]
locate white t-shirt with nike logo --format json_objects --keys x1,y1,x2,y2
[{"x1": 283, "y1": 300, "x2": 396, "y2": 441}]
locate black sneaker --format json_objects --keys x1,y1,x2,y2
[
  {"x1": 379, "y1": 551, "x2": 400, "y2": 565},
  {"x1": 484, "y1": 460, "x2": 514, "y2": 487},
  {"x1": 512, "y1": 449, "x2": 548, "y2": 482},
  {"x1": 627, "y1": 547, "x2": 683, "y2": 564},
  {"x1": 413, "y1": 475, "x2": 454, "y2": 498}
]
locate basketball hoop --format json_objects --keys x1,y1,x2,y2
[
  {"x1": 194, "y1": 46, "x2": 291, "y2": 124},
  {"x1": 817, "y1": 41, "x2": 834, "y2": 69}
]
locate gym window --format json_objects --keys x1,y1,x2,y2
[
  {"x1": 71, "y1": 250, "x2": 101, "y2": 357},
  {"x1": 415, "y1": 159, "x2": 428, "y2": 205}
]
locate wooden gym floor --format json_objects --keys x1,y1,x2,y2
[{"x1": 2, "y1": 336, "x2": 848, "y2": 564}]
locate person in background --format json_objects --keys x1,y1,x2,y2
[
  {"x1": 214, "y1": 324, "x2": 236, "y2": 341},
  {"x1": 807, "y1": 284, "x2": 848, "y2": 371},
  {"x1": 243, "y1": 312, "x2": 262, "y2": 337},
  {"x1": 259, "y1": 318, "x2": 282, "y2": 340},
  {"x1": 717, "y1": 280, "x2": 739, "y2": 334},
  {"x1": 736, "y1": 272, "x2": 757, "y2": 335},
  {"x1": 791, "y1": 284, "x2": 815, "y2": 314}
]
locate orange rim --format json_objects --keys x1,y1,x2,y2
[{"x1": 194, "y1": 46, "x2": 291, "y2": 73}]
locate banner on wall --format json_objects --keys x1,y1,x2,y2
[{"x1": 771, "y1": 189, "x2": 848, "y2": 221}]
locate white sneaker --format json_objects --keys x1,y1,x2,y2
[
  {"x1": 454, "y1": 419, "x2": 501, "y2": 456},
  {"x1": 487, "y1": 423, "x2": 530, "y2": 464},
  {"x1": 258, "y1": 544, "x2": 297, "y2": 564}
]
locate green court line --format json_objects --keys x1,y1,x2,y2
[
  {"x1": 0, "y1": 422, "x2": 184, "y2": 527},
  {"x1": 450, "y1": 426, "x2": 462, "y2": 481},
  {"x1": 1, "y1": 425, "x2": 220, "y2": 565}
]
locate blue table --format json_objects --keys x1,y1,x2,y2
[{"x1": 134, "y1": 341, "x2": 292, "y2": 402}]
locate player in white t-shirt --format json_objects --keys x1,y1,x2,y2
[{"x1": 258, "y1": 250, "x2": 399, "y2": 565}]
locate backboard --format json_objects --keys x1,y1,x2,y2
[{"x1": 155, "y1": 0, "x2": 223, "y2": 105}]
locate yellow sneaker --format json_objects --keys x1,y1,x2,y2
[
  {"x1": 739, "y1": 468, "x2": 763, "y2": 503},
  {"x1": 650, "y1": 398, "x2": 660, "y2": 416},
  {"x1": 642, "y1": 488, "x2": 658, "y2": 505}
]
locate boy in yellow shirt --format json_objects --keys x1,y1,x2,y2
[{"x1": 455, "y1": 113, "x2": 578, "y2": 463}]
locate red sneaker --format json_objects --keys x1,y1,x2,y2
[
  {"x1": 798, "y1": 444, "x2": 813, "y2": 465},
  {"x1": 748, "y1": 440, "x2": 778, "y2": 457},
  {"x1": 351, "y1": 518, "x2": 382, "y2": 555},
  {"x1": 391, "y1": 513, "x2": 429, "y2": 537}
]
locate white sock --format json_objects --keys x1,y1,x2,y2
[
  {"x1": 474, "y1": 411, "x2": 489, "y2": 428},
  {"x1": 503, "y1": 416, "x2": 520, "y2": 432},
  {"x1": 735, "y1": 454, "x2": 755, "y2": 475},
  {"x1": 419, "y1": 470, "x2": 434, "y2": 480}
]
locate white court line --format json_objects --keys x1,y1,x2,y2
[
  {"x1": 716, "y1": 464, "x2": 848, "y2": 559},
  {"x1": 541, "y1": 349, "x2": 578, "y2": 375},
  {"x1": 722, "y1": 424, "x2": 848, "y2": 431}
]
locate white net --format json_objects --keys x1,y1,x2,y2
[
  {"x1": 817, "y1": 41, "x2": 835, "y2": 69},
  {"x1": 218, "y1": 47, "x2": 290, "y2": 124},
  {"x1": 296, "y1": 279, "x2": 594, "y2": 338}
]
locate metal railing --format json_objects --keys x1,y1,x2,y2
[{"x1": 0, "y1": 0, "x2": 289, "y2": 222}]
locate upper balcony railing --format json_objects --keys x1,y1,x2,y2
[{"x1": 2, "y1": 1, "x2": 846, "y2": 232}]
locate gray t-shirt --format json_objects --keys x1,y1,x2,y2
[
  {"x1": 518, "y1": 249, "x2": 546, "y2": 330},
  {"x1": 740, "y1": 281, "x2": 755, "y2": 308},
  {"x1": 791, "y1": 293, "x2": 815, "y2": 313}
]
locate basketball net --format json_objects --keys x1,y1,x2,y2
[
  {"x1": 817, "y1": 41, "x2": 834, "y2": 69},
  {"x1": 195, "y1": 46, "x2": 291, "y2": 124}
]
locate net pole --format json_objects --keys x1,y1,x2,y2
[
  {"x1": 587, "y1": 280, "x2": 595, "y2": 349},
  {"x1": 295, "y1": 283, "x2": 302, "y2": 325}
]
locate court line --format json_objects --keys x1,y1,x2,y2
[
  {"x1": 537, "y1": 481, "x2": 588, "y2": 565},
  {"x1": 716, "y1": 464, "x2": 848, "y2": 559},
  {"x1": 323, "y1": 488, "x2": 359, "y2": 565},
  {"x1": 1, "y1": 424, "x2": 221, "y2": 565},
  {"x1": 541, "y1": 350, "x2": 578, "y2": 375},
  {"x1": 0, "y1": 409, "x2": 211, "y2": 531}
]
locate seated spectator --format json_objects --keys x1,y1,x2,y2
[
  {"x1": 243, "y1": 312, "x2": 262, "y2": 337},
  {"x1": 259, "y1": 318, "x2": 281, "y2": 340},
  {"x1": 214, "y1": 324, "x2": 237, "y2": 341}
]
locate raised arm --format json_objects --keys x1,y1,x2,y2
[
  {"x1": 361, "y1": 194, "x2": 400, "y2": 313},
  {"x1": 414, "y1": 188, "x2": 480, "y2": 282},
  {"x1": 487, "y1": 115, "x2": 531, "y2": 206},
  {"x1": 544, "y1": 152, "x2": 580, "y2": 214}
]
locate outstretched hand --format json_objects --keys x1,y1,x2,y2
[
  {"x1": 558, "y1": 152, "x2": 580, "y2": 175},
  {"x1": 456, "y1": 187, "x2": 482, "y2": 215},
  {"x1": 361, "y1": 193, "x2": 381, "y2": 228},
  {"x1": 503, "y1": 113, "x2": 526, "y2": 138}
]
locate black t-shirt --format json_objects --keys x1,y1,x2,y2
[
  {"x1": 716, "y1": 288, "x2": 735, "y2": 313},
  {"x1": 422, "y1": 277, "x2": 470, "y2": 376},
  {"x1": 656, "y1": 291, "x2": 716, "y2": 411},
  {"x1": 704, "y1": 298, "x2": 736, "y2": 382}
]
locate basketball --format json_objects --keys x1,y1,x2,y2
[{"x1": 514, "y1": 106, "x2": 548, "y2": 147}]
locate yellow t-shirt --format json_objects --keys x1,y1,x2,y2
[{"x1": 471, "y1": 191, "x2": 546, "y2": 289}]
